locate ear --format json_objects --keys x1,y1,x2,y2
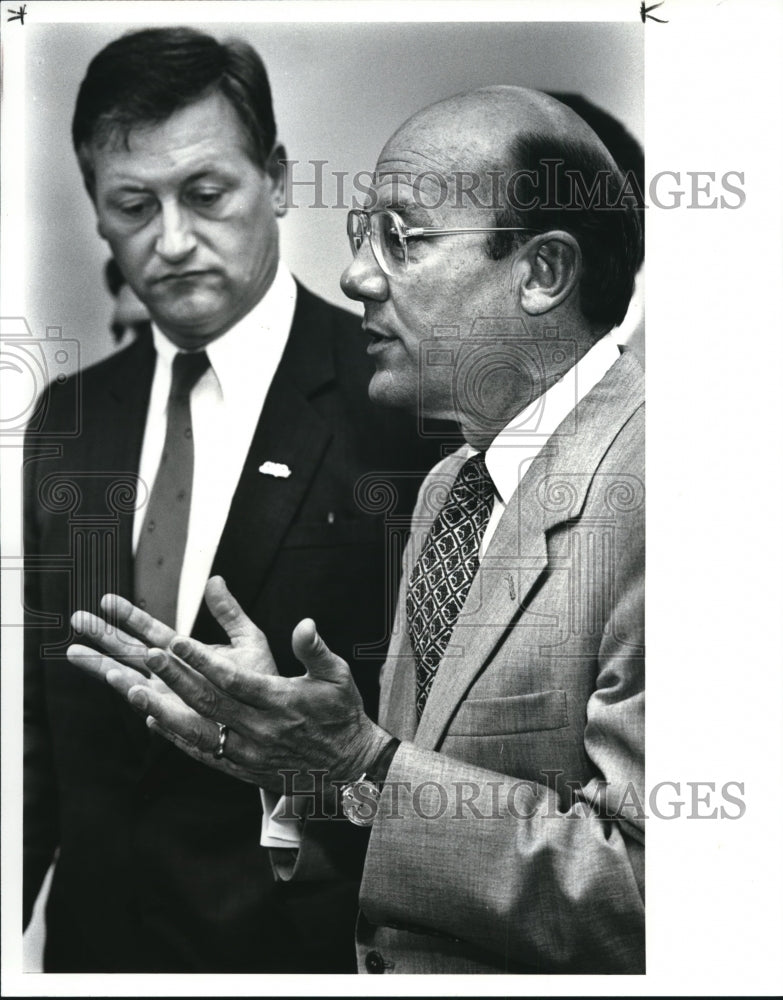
[
  {"x1": 510, "y1": 231, "x2": 581, "y2": 315},
  {"x1": 265, "y1": 143, "x2": 288, "y2": 218}
]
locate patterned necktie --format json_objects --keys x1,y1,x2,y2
[
  {"x1": 134, "y1": 350, "x2": 210, "y2": 628},
  {"x1": 406, "y1": 453, "x2": 495, "y2": 717}
]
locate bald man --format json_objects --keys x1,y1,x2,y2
[{"x1": 69, "y1": 87, "x2": 645, "y2": 974}]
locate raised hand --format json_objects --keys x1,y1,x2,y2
[
  {"x1": 133, "y1": 605, "x2": 389, "y2": 795},
  {"x1": 67, "y1": 576, "x2": 283, "y2": 784}
]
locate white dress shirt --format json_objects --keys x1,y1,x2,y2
[
  {"x1": 263, "y1": 333, "x2": 621, "y2": 849},
  {"x1": 133, "y1": 263, "x2": 299, "y2": 851},
  {"x1": 133, "y1": 262, "x2": 297, "y2": 636}
]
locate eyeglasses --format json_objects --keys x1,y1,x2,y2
[{"x1": 347, "y1": 208, "x2": 540, "y2": 276}]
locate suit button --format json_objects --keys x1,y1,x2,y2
[{"x1": 365, "y1": 950, "x2": 385, "y2": 974}]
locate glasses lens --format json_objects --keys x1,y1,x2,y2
[{"x1": 372, "y1": 210, "x2": 407, "y2": 274}]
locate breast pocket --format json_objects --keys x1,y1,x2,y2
[{"x1": 448, "y1": 690, "x2": 569, "y2": 737}]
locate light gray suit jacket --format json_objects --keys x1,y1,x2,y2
[{"x1": 354, "y1": 350, "x2": 645, "y2": 974}]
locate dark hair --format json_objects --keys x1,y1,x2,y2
[
  {"x1": 72, "y1": 27, "x2": 277, "y2": 198},
  {"x1": 548, "y1": 94, "x2": 645, "y2": 195},
  {"x1": 488, "y1": 130, "x2": 644, "y2": 331},
  {"x1": 548, "y1": 92, "x2": 645, "y2": 271}
]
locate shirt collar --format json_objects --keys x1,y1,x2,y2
[
  {"x1": 483, "y1": 333, "x2": 621, "y2": 504},
  {"x1": 150, "y1": 261, "x2": 297, "y2": 400}
]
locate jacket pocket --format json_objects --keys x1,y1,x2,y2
[{"x1": 448, "y1": 690, "x2": 568, "y2": 736}]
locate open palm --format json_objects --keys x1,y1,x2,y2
[{"x1": 68, "y1": 576, "x2": 278, "y2": 762}]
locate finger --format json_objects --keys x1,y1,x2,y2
[
  {"x1": 71, "y1": 611, "x2": 151, "y2": 675},
  {"x1": 131, "y1": 683, "x2": 254, "y2": 774},
  {"x1": 125, "y1": 681, "x2": 223, "y2": 755},
  {"x1": 67, "y1": 644, "x2": 160, "y2": 715},
  {"x1": 67, "y1": 643, "x2": 145, "y2": 685},
  {"x1": 169, "y1": 633, "x2": 273, "y2": 702},
  {"x1": 144, "y1": 645, "x2": 231, "y2": 723},
  {"x1": 147, "y1": 716, "x2": 280, "y2": 790},
  {"x1": 291, "y1": 618, "x2": 349, "y2": 682},
  {"x1": 146, "y1": 718, "x2": 260, "y2": 785},
  {"x1": 204, "y1": 576, "x2": 268, "y2": 649},
  {"x1": 100, "y1": 593, "x2": 176, "y2": 650}
]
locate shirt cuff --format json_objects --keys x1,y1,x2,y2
[{"x1": 259, "y1": 789, "x2": 305, "y2": 849}]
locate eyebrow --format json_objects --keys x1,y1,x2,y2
[
  {"x1": 384, "y1": 200, "x2": 432, "y2": 225},
  {"x1": 105, "y1": 183, "x2": 150, "y2": 195},
  {"x1": 105, "y1": 167, "x2": 235, "y2": 195},
  {"x1": 182, "y1": 168, "x2": 233, "y2": 184}
]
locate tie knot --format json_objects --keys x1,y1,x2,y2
[
  {"x1": 171, "y1": 350, "x2": 210, "y2": 398},
  {"x1": 454, "y1": 452, "x2": 495, "y2": 504}
]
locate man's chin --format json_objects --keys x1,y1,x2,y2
[
  {"x1": 367, "y1": 370, "x2": 416, "y2": 412},
  {"x1": 149, "y1": 303, "x2": 229, "y2": 347},
  {"x1": 154, "y1": 324, "x2": 226, "y2": 350}
]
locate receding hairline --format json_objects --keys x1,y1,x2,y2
[{"x1": 380, "y1": 85, "x2": 616, "y2": 175}]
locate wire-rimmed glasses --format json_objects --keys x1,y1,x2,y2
[{"x1": 347, "y1": 208, "x2": 541, "y2": 276}]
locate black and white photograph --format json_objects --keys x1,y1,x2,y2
[{"x1": 1, "y1": 1, "x2": 780, "y2": 995}]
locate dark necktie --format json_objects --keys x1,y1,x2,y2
[
  {"x1": 134, "y1": 350, "x2": 210, "y2": 628},
  {"x1": 406, "y1": 453, "x2": 495, "y2": 717}
]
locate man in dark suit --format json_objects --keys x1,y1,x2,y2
[{"x1": 24, "y1": 27, "x2": 445, "y2": 972}]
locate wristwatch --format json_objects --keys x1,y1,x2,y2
[{"x1": 340, "y1": 737, "x2": 400, "y2": 828}]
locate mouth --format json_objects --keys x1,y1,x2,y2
[
  {"x1": 152, "y1": 270, "x2": 216, "y2": 285},
  {"x1": 363, "y1": 322, "x2": 398, "y2": 353}
]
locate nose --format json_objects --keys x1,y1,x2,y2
[
  {"x1": 340, "y1": 245, "x2": 389, "y2": 303},
  {"x1": 154, "y1": 202, "x2": 197, "y2": 263}
]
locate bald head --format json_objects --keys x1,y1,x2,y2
[
  {"x1": 378, "y1": 85, "x2": 641, "y2": 332},
  {"x1": 385, "y1": 86, "x2": 616, "y2": 184}
]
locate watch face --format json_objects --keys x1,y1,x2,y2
[{"x1": 341, "y1": 778, "x2": 382, "y2": 827}]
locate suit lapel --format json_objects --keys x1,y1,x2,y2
[
  {"x1": 100, "y1": 327, "x2": 156, "y2": 600},
  {"x1": 414, "y1": 352, "x2": 645, "y2": 749},
  {"x1": 190, "y1": 284, "x2": 336, "y2": 642},
  {"x1": 93, "y1": 330, "x2": 157, "y2": 751},
  {"x1": 378, "y1": 590, "x2": 419, "y2": 741}
]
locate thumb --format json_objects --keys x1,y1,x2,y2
[{"x1": 292, "y1": 619, "x2": 347, "y2": 681}]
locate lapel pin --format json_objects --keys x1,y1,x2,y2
[{"x1": 258, "y1": 461, "x2": 292, "y2": 479}]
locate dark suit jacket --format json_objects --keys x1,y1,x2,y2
[{"x1": 23, "y1": 283, "x2": 451, "y2": 972}]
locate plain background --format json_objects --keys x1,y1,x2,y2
[
  {"x1": 25, "y1": 20, "x2": 643, "y2": 371},
  {"x1": 3, "y1": 2, "x2": 782, "y2": 995}
]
